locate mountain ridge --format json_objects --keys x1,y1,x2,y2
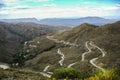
[{"x1": 0, "y1": 17, "x2": 119, "y2": 27}]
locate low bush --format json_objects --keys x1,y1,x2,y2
[{"x1": 52, "y1": 68, "x2": 82, "y2": 79}]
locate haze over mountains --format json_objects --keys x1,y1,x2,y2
[{"x1": 0, "y1": 17, "x2": 119, "y2": 27}]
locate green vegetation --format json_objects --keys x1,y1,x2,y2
[
  {"x1": 0, "y1": 68, "x2": 120, "y2": 80},
  {"x1": 86, "y1": 69, "x2": 120, "y2": 80},
  {"x1": 0, "y1": 68, "x2": 46, "y2": 80},
  {"x1": 51, "y1": 69, "x2": 120, "y2": 80},
  {"x1": 12, "y1": 52, "x2": 25, "y2": 67},
  {"x1": 52, "y1": 68, "x2": 82, "y2": 79}
]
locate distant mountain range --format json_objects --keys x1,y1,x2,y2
[
  {"x1": 0, "y1": 18, "x2": 40, "y2": 24},
  {"x1": 0, "y1": 17, "x2": 119, "y2": 27},
  {"x1": 39, "y1": 17, "x2": 119, "y2": 27}
]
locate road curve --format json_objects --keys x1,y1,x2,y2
[
  {"x1": 67, "y1": 62, "x2": 77, "y2": 68},
  {"x1": 89, "y1": 41, "x2": 106, "y2": 72},
  {"x1": 46, "y1": 36, "x2": 78, "y2": 47},
  {"x1": 57, "y1": 49, "x2": 65, "y2": 66},
  {"x1": 0, "y1": 64, "x2": 9, "y2": 70},
  {"x1": 40, "y1": 72, "x2": 51, "y2": 78},
  {"x1": 43, "y1": 65, "x2": 50, "y2": 72},
  {"x1": 90, "y1": 58, "x2": 105, "y2": 72},
  {"x1": 47, "y1": 36, "x2": 106, "y2": 72},
  {"x1": 81, "y1": 41, "x2": 92, "y2": 61},
  {"x1": 90, "y1": 41, "x2": 106, "y2": 57}
]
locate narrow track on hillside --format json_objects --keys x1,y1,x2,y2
[
  {"x1": 90, "y1": 41, "x2": 106, "y2": 57},
  {"x1": 0, "y1": 63, "x2": 9, "y2": 70},
  {"x1": 43, "y1": 65, "x2": 50, "y2": 72},
  {"x1": 81, "y1": 41, "x2": 92, "y2": 61},
  {"x1": 46, "y1": 35, "x2": 106, "y2": 73},
  {"x1": 39, "y1": 65, "x2": 52, "y2": 78},
  {"x1": 67, "y1": 41, "x2": 92, "y2": 68},
  {"x1": 57, "y1": 49, "x2": 65, "y2": 66},
  {"x1": 46, "y1": 36, "x2": 79, "y2": 67},
  {"x1": 39, "y1": 72, "x2": 51, "y2": 78},
  {"x1": 89, "y1": 41, "x2": 106, "y2": 72},
  {"x1": 67, "y1": 62, "x2": 78, "y2": 68},
  {"x1": 46, "y1": 36, "x2": 79, "y2": 47}
]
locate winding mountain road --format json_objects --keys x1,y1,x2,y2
[
  {"x1": 90, "y1": 41, "x2": 106, "y2": 57},
  {"x1": 67, "y1": 62, "x2": 78, "y2": 68},
  {"x1": 43, "y1": 65, "x2": 50, "y2": 72},
  {"x1": 89, "y1": 41, "x2": 106, "y2": 72},
  {"x1": 39, "y1": 72, "x2": 51, "y2": 78},
  {"x1": 81, "y1": 41, "x2": 92, "y2": 61},
  {"x1": 90, "y1": 58, "x2": 105, "y2": 72},
  {"x1": 46, "y1": 36, "x2": 79, "y2": 47},
  {"x1": 46, "y1": 35, "x2": 106, "y2": 72},
  {"x1": 46, "y1": 35, "x2": 79, "y2": 67},
  {"x1": 0, "y1": 63, "x2": 9, "y2": 70},
  {"x1": 67, "y1": 41, "x2": 92, "y2": 68},
  {"x1": 57, "y1": 49, "x2": 65, "y2": 66},
  {"x1": 40, "y1": 65, "x2": 52, "y2": 78},
  {"x1": 0, "y1": 65, "x2": 9, "y2": 70}
]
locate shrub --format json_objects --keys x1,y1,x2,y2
[
  {"x1": 86, "y1": 69, "x2": 120, "y2": 80},
  {"x1": 52, "y1": 68, "x2": 82, "y2": 79},
  {"x1": 12, "y1": 52, "x2": 25, "y2": 67}
]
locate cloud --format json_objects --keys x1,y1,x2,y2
[
  {"x1": 19, "y1": 0, "x2": 51, "y2": 3},
  {"x1": 43, "y1": 3, "x2": 56, "y2": 7},
  {"x1": 83, "y1": 1, "x2": 91, "y2": 4},
  {"x1": 1, "y1": 0, "x2": 20, "y2": 9},
  {"x1": 116, "y1": 3, "x2": 120, "y2": 7},
  {"x1": 38, "y1": 0, "x2": 50, "y2": 2},
  {"x1": 1, "y1": 5, "x2": 119, "y2": 19},
  {"x1": 2, "y1": 0, "x2": 19, "y2": 5},
  {"x1": 0, "y1": 0, "x2": 119, "y2": 19},
  {"x1": 0, "y1": 14, "x2": 10, "y2": 19},
  {"x1": 0, "y1": 3, "x2": 5, "y2": 8}
]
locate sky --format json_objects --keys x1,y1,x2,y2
[{"x1": 0, "y1": 0, "x2": 120, "y2": 19}]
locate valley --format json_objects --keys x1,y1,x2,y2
[
  {"x1": 0, "y1": 21, "x2": 120, "y2": 80},
  {"x1": 1, "y1": 0, "x2": 120, "y2": 79}
]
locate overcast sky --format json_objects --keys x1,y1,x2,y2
[{"x1": 0, "y1": 0, "x2": 120, "y2": 19}]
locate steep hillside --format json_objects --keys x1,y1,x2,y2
[
  {"x1": 0, "y1": 22, "x2": 68, "y2": 63},
  {"x1": 22, "y1": 21, "x2": 120, "y2": 75},
  {"x1": 53, "y1": 21, "x2": 120, "y2": 68}
]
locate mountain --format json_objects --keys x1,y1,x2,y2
[
  {"x1": 0, "y1": 22, "x2": 68, "y2": 63},
  {"x1": 22, "y1": 21, "x2": 120, "y2": 73},
  {"x1": 0, "y1": 18, "x2": 40, "y2": 24},
  {"x1": 0, "y1": 21, "x2": 120, "y2": 80},
  {"x1": 1, "y1": 17, "x2": 119, "y2": 27},
  {"x1": 39, "y1": 17, "x2": 119, "y2": 27}
]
